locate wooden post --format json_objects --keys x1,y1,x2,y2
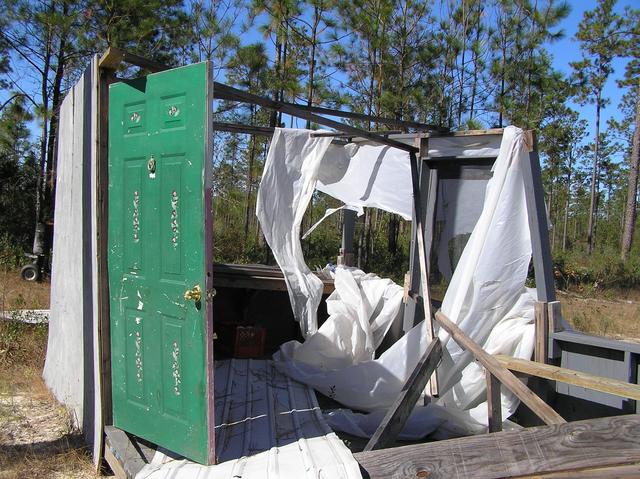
[
  {"x1": 338, "y1": 208, "x2": 356, "y2": 266},
  {"x1": 409, "y1": 144, "x2": 439, "y2": 397},
  {"x1": 364, "y1": 338, "x2": 442, "y2": 451},
  {"x1": 547, "y1": 301, "x2": 563, "y2": 360},
  {"x1": 521, "y1": 132, "x2": 556, "y2": 303},
  {"x1": 403, "y1": 153, "x2": 431, "y2": 333},
  {"x1": 96, "y1": 62, "x2": 116, "y2": 465},
  {"x1": 486, "y1": 370, "x2": 502, "y2": 433},
  {"x1": 534, "y1": 301, "x2": 549, "y2": 363}
]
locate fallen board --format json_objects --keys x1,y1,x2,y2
[{"x1": 354, "y1": 415, "x2": 640, "y2": 479}]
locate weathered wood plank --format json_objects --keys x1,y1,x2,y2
[
  {"x1": 434, "y1": 310, "x2": 565, "y2": 425},
  {"x1": 486, "y1": 371, "x2": 502, "y2": 433},
  {"x1": 364, "y1": 338, "x2": 442, "y2": 451},
  {"x1": 354, "y1": 415, "x2": 640, "y2": 479},
  {"x1": 495, "y1": 354, "x2": 640, "y2": 401}
]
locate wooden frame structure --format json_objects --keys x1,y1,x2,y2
[{"x1": 93, "y1": 48, "x2": 640, "y2": 477}]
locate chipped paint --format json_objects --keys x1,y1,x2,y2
[
  {"x1": 137, "y1": 290, "x2": 144, "y2": 311},
  {"x1": 135, "y1": 327, "x2": 143, "y2": 383},
  {"x1": 132, "y1": 190, "x2": 140, "y2": 241},
  {"x1": 170, "y1": 190, "x2": 179, "y2": 248},
  {"x1": 171, "y1": 341, "x2": 181, "y2": 396}
]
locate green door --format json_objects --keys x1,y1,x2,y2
[{"x1": 108, "y1": 62, "x2": 215, "y2": 465}]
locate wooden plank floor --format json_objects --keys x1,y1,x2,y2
[{"x1": 354, "y1": 415, "x2": 640, "y2": 479}]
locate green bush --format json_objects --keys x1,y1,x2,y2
[
  {"x1": 553, "y1": 250, "x2": 640, "y2": 290},
  {"x1": 0, "y1": 234, "x2": 24, "y2": 270}
]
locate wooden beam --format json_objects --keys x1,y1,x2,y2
[
  {"x1": 495, "y1": 354, "x2": 640, "y2": 401},
  {"x1": 215, "y1": 88, "x2": 444, "y2": 132},
  {"x1": 354, "y1": 415, "x2": 640, "y2": 479},
  {"x1": 212, "y1": 82, "x2": 419, "y2": 153},
  {"x1": 434, "y1": 310, "x2": 565, "y2": 425},
  {"x1": 364, "y1": 338, "x2": 442, "y2": 451},
  {"x1": 211, "y1": 121, "x2": 275, "y2": 136},
  {"x1": 98, "y1": 47, "x2": 170, "y2": 73},
  {"x1": 486, "y1": 370, "x2": 502, "y2": 433},
  {"x1": 409, "y1": 150, "x2": 439, "y2": 396}
]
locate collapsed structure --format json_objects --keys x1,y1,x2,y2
[{"x1": 43, "y1": 50, "x2": 640, "y2": 479}]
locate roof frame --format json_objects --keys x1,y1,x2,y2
[{"x1": 98, "y1": 47, "x2": 444, "y2": 154}]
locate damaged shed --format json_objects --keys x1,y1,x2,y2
[{"x1": 43, "y1": 50, "x2": 640, "y2": 479}]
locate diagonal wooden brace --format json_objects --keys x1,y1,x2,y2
[
  {"x1": 364, "y1": 338, "x2": 442, "y2": 451},
  {"x1": 434, "y1": 310, "x2": 565, "y2": 426}
]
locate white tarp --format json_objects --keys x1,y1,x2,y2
[
  {"x1": 256, "y1": 128, "x2": 334, "y2": 337},
  {"x1": 317, "y1": 142, "x2": 413, "y2": 220},
  {"x1": 270, "y1": 126, "x2": 536, "y2": 438},
  {"x1": 257, "y1": 129, "x2": 414, "y2": 336}
]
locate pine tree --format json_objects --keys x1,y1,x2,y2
[
  {"x1": 619, "y1": 6, "x2": 639, "y2": 261},
  {"x1": 571, "y1": 0, "x2": 626, "y2": 254}
]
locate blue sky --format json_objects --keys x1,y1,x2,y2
[
  {"x1": 547, "y1": 0, "x2": 635, "y2": 142},
  {"x1": 1, "y1": 0, "x2": 636, "y2": 146}
]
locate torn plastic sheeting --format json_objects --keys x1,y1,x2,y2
[
  {"x1": 274, "y1": 126, "x2": 536, "y2": 438},
  {"x1": 279, "y1": 267, "x2": 404, "y2": 372},
  {"x1": 317, "y1": 142, "x2": 413, "y2": 220},
  {"x1": 256, "y1": 129, "x2": 413, "y2": 336},
  {"x1": 256, "y1": 128, "x2": 333, "y2": 337}
]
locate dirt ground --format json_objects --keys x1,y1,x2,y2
[
  {"x1": 0, "y1": 270, "x2": 97, "y2": 479},
  {"x1": 0, "y1": 270, "x2": 51, "y2": 312}
]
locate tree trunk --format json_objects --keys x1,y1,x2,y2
[
  {"x1": 621, "y1": 88, "x2": 640, "y2": 261},
  {"x1": 587, "y1": 91, "x2": 602, "y2": 254},
  {"x1": 562, "y1": 151, "x2": 573, "y2": 252}
]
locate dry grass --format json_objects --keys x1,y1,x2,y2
[
  {"x1": 559, "y1": 290, "x2": 640, "y2": 342},
  {"x1": 0, "y1": 321, "x2": 97, "y2": 479},
  {"x1": 0, "y1": 270, "x2": 50, "y2": 312}
]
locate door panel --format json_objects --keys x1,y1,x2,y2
[{"x1": 108, "y1": 62, "x2": 214, "y2": 464}]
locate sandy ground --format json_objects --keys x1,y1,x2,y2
[
  {"x1": 0, "y1": 379, "x2": 97, "y2": 479},
  {"x1": 0, "y1": 301, "x2": 97, "y2": 479}
]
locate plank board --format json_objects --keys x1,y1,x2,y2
[
  {"x1": 495, "y1": 354, "x2": 640, "y2": 401},
  {"x1": 354, "y1": 415, "x2": 640, "y2": 479}
]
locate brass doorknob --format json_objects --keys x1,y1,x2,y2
[{"x1": 184, "y1": 284, "x2": 201, "y2": 302}]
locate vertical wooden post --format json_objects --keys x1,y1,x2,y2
[
  {"x1": 409, "y1": 138, "x2": 438, "y2": 397},
  {"x1": 486, "y1": 370, "x2": 502, "y2": 433},
  {"x1": 95, "y1": 62, "x2": 115, "y2": 467},
  {"x1": 403, "y1": 144, "x2": 431, "y2": 333},
  {"x1": 338, "y1": 208, "x2": 356, "y2": 266},
  {"x1": 547, "y1": 301, "x2": 563, "y2": 360},
  {"x1": 535, "y1": 301, "x2": 549, "y2": 363},
  {"x1": 521, "y1": 132, "x2": 556, "y2": 304}
]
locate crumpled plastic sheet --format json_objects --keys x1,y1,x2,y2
[{"x1": 272, "y1": 126, "x2": 537, "y2": 440}]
